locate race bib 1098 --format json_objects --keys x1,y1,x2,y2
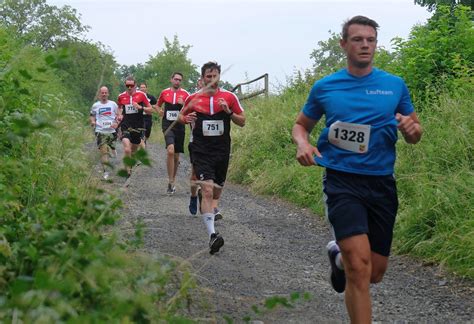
[
  {"x1": 328, "y1": 121, "x2": 370, "y2": 153},
  {"x1": 101, "y1": 120, "x2": 112, "y2": 128}
]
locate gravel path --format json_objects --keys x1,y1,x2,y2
[{"x1": 102, "y1": 142, "x2": 473, "y2": 323}]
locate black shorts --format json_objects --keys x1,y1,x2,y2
[
  {"x1": 120, "y1": 124, "x2": 142, "y2": 145},
  {"x1": 164, "y1": 128, "x2": 185, "y2": 153},
  {"x1": 143, "y1": 116, "x2": 153, "y2": 139},
  {"x1": 323, "y1": 168, "x2": 398, "y2": 257},
  {"x1": 192, "y1": 151, "x2": 229, "y2": 187}
]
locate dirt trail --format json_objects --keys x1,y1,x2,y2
[{"x1": 103, "y1": 142, "x2": 473, "y2": 323}]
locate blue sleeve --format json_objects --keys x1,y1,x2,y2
[
  {"x1": 396, "y1": 81, "x2": 415, "y2": 116},
  {"x1": 301, "y1": 83, "x2": 324, "y2": 121}
]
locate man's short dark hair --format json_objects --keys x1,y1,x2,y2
[
  {"x1": 139, "y1": 82, "x2": 147, "y2": 87},
  {"x1": 171, "y1": 72, "x2": 183, "y2": 79},
  {"x1": 342, "y1": 16, "x2": 379, "y2": 40},
  {"x1": 201, "y1": 61, "x2": 221, "y2": 76},
  {"x1": 125, "y1": 75, "x2": 135, "y2": 84}
]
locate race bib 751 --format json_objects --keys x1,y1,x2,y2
[{"x1": 202, "y1": 120, "x2": 224, "y2": 136}]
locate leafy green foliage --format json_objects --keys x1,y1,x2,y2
[
  {"x1": 394, "y1": 90, "x2": 473, "y2": 277},
  {"x1": 309, "y1": 31, "x2": 346, "y2": 78},
  {"x1": 414, "y1": 0, "x2": 473, "y2": 14},
  {"x1": 238, "y1": 292, "x2": 311, "y2": 323},
  {"x1": 228, "y1": 95, "x2": 326, "y2": 216},
  {"x1": 52, "y1": 41, "x2": 119, "y2": 107},
  {"x1": 0, "y1": 0, "x2": 89, "y2": 50},
  {"x1": 391, "y1": 5, "x2": 473, "y2": 106},
  {"x1": 118, "y1": 35, "x2": 201, "y2": 96},
  {"x1": 0, "y1": 25, "x2": 194, "y2": 321}
]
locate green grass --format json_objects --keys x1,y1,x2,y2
[{"x1": 229, "y1": 89, "x2": 473, "y2": 279}]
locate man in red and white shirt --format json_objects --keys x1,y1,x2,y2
[
  {"x1": 180, "y1": 61, "x2": 245, "y2": 255},
  {"x1": 157, "y1": 72, "x2": 190, "y2": 194},
  {"x1": 117, "y1": 76, "x2": 152, "y2": 177}
]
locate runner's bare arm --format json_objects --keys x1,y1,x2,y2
[
  {"x1": 292, "y1": 112, "x2": 321, "y2": 166},
  {"x1": 143, "y1": 101, "x2": 153, "y2": 115},
  {"x1": 396, "y1": 112, "x2": 422, "y2": 144},
  {"x1": 89, "y1": 115, "x2": 96, "y2": 128},
  {"x1": 230, "y1": 110, "x2": 245, "y2": 127},
  {"x1": 218, "y1": 98, "x2": 245, "y2": 127}
]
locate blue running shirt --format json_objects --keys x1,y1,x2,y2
[{"x1": 302, "y1": 68, "x2": 414, "y2": 175}]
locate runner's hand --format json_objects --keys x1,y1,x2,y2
[
  {"x1": 185, "y1": 112, "x2": 197, "y2": 124},
  {"x1": 396, "y1": 113, "x2": 418, "y2": 138},
  {"x1": 218, "y1": 98, "x2": 231, "y2": 114},
  {"x1": 296, "y1": 142, "x2": 321, "y2": 166}
]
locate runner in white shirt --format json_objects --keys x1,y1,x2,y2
[{"x1": 89, "y1": 86, "x2": 121, "y2": 180}]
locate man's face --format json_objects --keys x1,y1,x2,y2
[
  {"x1": 340, "y1": 24, "x2": 377, "y2": 69},
  {"x1": 99, "y1": 87, "x2": 109, "y2": 101},
  {"x1": 139, "y1": 84, "x2": 147, "y2": 93},
  {"x1": 125, "y1": 81, "x2": 135, "y2": 94},
  {"x1": 171, "y1": 74, "x2": 182, "y2": 89},
  {"x1": 202, "y1": 68, "x2": 220, "y2": 89}
]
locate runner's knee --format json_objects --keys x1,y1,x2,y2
[
  {"x1": 201, "y1": 184, "x2": 214, "y2": 200},
  {"x1": 370, "y1": 253, "x2": 388, "y2": 283},
  {"x1": 343, "y1": 252, "x2": 372, "y2": 287}
]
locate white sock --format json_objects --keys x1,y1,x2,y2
[
  {"x1": 336, "y1": 253, "x2": 344, "y2": 270},
  {"x1": 203, "y1": 213, "x2": 215, "y2": 237}
]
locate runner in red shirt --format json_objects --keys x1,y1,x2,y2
[
  {"x1": 180, "y1": 61, "x2": 246, "y2": 254},
  {"x1": 157, "y1": 72, "x2": 190, "y2": 194},
  {"x1": 117, "y1": 76, "x2": 153, "y2": 177}
]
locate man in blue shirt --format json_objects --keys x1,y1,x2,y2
[{"x1": 292, "y1": 16, "x2": 422, "y2": 323}]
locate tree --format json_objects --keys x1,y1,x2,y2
[
  {"x1": 391, "y1": 5, "x2": 473, "y2": 105},
  {"x1": 53, "y1": 41, "x2": 119, "y2": 107},
  {"x1": 116, "y1": 63, "x2": 147, "y2": 93},
  {"x1": 309, "y1": 31, "x2": 347, "y2": 78},
  {"x1": 142, "y1": 35, "x2": 200, "y2": 96},
  {"x1": 414, "y1": 0, "x2": 473, "y2": 12},
  {"x1": 0, "y1": 0, "x2": 89, "y2": 50}
]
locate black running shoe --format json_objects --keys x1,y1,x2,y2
[
  {"x1": 327, "y1": 241, "x2": 346, "y2": 293},
  {"x1": 167, "y1": 183, "x2": 176, "y2": 195},
  {"x1": 214, "y1": 208, "x2": 223, "y2": 221},
  {"x1": 209, "y1": 232, "x2": 224, "y2": 255}
]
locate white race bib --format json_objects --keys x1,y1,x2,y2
[
  {"x1": 202, "y1": 120, "x2": 224, "y2": 136},
  {"x1": 102, "y1": 120, "x2": 113, "y2": 128},
  {"x1": 166, "y1": 110, "x2": 179, "y2": 121},
  {"x1": 125, "y1": 104, "x2": 138, "y2": 114},
  {"x1": 328, "y1": 121, "x2": 370, "y2": 153}
]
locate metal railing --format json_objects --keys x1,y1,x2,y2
[{"x1": 231, "y1": 73, "x2": 268, "y2": 100}]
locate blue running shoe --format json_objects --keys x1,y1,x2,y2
[
  {"x1": 189, "y1": 196, "x2": 198, "y2": 215},
  {"x1": 327, "y1": 241, "x2": 346, "y2": 293}
]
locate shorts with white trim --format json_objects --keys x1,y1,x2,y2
[{"x1": 192, "y1": 151, "x2": 229, "y2": 188}]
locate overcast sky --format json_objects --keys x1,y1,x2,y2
[{"x1": 51, "y1": 0, "x2": 432, "y2": 90}]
